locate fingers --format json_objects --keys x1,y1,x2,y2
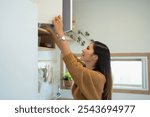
[
  {"x1": 58, "y1": 15, "x2": 62, "y2": 21},
  {"x1": 53, "y1": 15, "x2": 62, "y2": 22}
]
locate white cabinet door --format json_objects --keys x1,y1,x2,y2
[
  {"x1": 0, "y1": 0, "x2": 38, "y2": 99},
  {"x1": 37, "y1": 0, "x2": 62, "y2": 23}
]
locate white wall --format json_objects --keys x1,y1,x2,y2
[
  {"x1": 71, "y1": 0, "x2": 150, "y2": 99},
  {"x1": 0, "y1": 0, "x2": 38, "y2": 99},
  {"x1": 73, "y1": 0, "x2": 150, "y2": 53}
]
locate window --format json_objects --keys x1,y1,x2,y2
[{"x1": 111, "y1": 53, "x2": 150, "y2": 94}]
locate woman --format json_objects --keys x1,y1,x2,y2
[{"x1": 46, "y1": 16, "x2": 112, "y2": 100}]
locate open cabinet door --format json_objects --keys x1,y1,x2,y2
[{"x1": 63, "y1": 0, "x2": 73, "y2": 32}]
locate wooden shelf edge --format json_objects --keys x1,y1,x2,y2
[
  {"x1": 38, "y1": 28, "x2": 50, "y2": 35},
  {"x1": 38, "y1": 47, "x2": 55, "y2": 51}
]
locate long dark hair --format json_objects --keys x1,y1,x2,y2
[{"x1": 93, "y1": 41, "x2": 112, "y2": 100}]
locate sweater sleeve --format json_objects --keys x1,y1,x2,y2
[{"x1": 63, "y1": 53, "x2": 106, "y2": 99}]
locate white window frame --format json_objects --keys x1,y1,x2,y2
[{"x1": 111, "y1": 53, "x2": 150, "y2": 94}]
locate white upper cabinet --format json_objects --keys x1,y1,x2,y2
[
  {"x1": 36, "y1": 0, "x2": 62, "y2": 23},
  {"x1": 36, "y1": 0, "x2": 72, "y2": 31}
]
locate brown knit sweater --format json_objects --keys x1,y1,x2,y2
[{"x1": 63, "y1": 52, "x2": 106, "y2": 100}]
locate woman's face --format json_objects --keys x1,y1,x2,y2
[{"x1": 80, "y1": 43, "x2": 95, "y2": 62}]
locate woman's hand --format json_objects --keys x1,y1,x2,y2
[
  {"x1": 53, "y1": 15, "x2": 64, "y2": 37},
  {"x1": 50, "y1": 15, "x2": 71, "y2": 57}
]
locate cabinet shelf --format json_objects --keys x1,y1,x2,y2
[
  {"x1": 38, "y1": 25, "x2": 55, "y2": 49},
  {"x1": 38, "y1": 28, "x2": 50, "y2": 35},
  {"x1": 38, "y1": 47, "x2": 55, "y2": 51}
]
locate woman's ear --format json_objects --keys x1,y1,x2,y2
[{"x1": 93, "y1": 54, "x2": 98, "y2": 61}]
